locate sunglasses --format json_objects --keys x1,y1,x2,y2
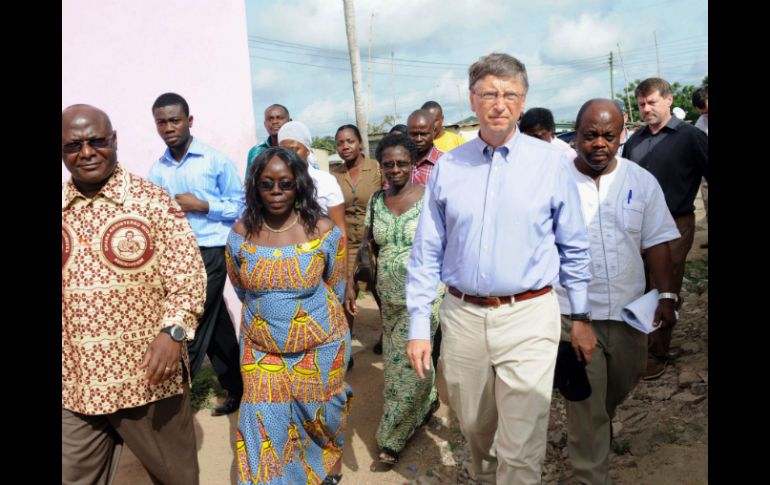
[
  {"x1": 257, "y1": 179, "x2": 296, "y2": 192},
  {"x1": 381, "y1": 160, "x2": 412, "y2": 169},
  {"x1": 62, "y1": 134, "x2": 114, "y2": 154}
]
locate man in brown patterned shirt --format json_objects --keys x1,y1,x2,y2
[{"x1": 61, "y1": 104, "x2": 207, "y2": 485}]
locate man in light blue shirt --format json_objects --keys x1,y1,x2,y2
[
  {"x1": 148, "y1": 92, "x2": 244, "y2": 417},
  {"x1": 406, "y1": 53, "x2": 595, "y2": 485}
]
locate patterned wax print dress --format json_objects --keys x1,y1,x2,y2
[
  {"x1": 365, "y1": 192, "x2": 444, "y2": 453},
  {"x1": 225, "y1": 225, "x2": 352, "y2": 485}
]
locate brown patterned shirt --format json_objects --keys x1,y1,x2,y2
[{"x1": 62, "y1": 164, "x2": 207, "y2": 415}]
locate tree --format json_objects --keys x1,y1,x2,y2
[
  {"x1": 312, "y1": 136, "x2": 337, "y2": 153},
  {"x1": 342, "y1": 0, "x2": 369, "y2": 156},
  {"x1": 368, "y1": 114, "x2": 396, "y2": 134},
  {"x1": 616, "y1": 76, "x2": 707, "y2": 123}
]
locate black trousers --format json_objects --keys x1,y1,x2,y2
[{"x1": 188, "y1": 246, "x2": 242, "y2": 397}]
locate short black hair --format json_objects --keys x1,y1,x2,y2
[
  {"x1": 265, "y1": 103, "x2": 290, "y2": 117},
  {"x1": 421, "y1": 100, "x2": 442, "y2": 111},
  {"x1": 691, "y1": 87, "x2": 708, "y2": 110},
  {"x1": 375, "y1": 134, "x2": 419, "y2": 163},
  {"x1": 389, "y1": 124, "x2": 408, "y2": 135},
  {"x1": 520, "y1": 107, "x2": 555, "y2": 133},
  {"x1": 574, "y1": 99, "x2": 623, "y2": 131},
  {"x1": 152, "y1": 92, "x2": 189, "y2": 116},
  {"x1": 335, "y1": 124, "x2": 362, "y2": 142}
]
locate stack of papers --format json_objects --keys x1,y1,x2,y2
[{"x1": 621, "y1": 289, "x2": 679, "y2": 334}]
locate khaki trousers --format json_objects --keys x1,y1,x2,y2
[
  {"x1": 561, "y1": 317, "x2": 646, "y2": 485},
  {"x1": 439, "y1": 291, "x2": 560, "y2": 485},
  {"x1": 647, "y1": 212, "x2": 695, "y2": 360},
  {"x1": 62, "y1": 386, "x2": 199, "y2": 485}
]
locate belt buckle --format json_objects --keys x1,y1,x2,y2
[{"x1": 490, "y1": 296, "x2": 502, "y2": 308}]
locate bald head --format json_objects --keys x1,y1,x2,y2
[
  {"x1": 62, "y1": 104, "x2": 113, "y2": 132},
  {"x1": 407, "y1": 109, "x2": 436, "y2": 156},
  {"x1": 574, "y1": 99, "x2": 623, "y2": 176},
  {"x1": 62, "y1": 104, "x2": 118, "y2": 197},
  {"x1": 575, "y1": 99, "x2": 623, "y2": 131}
]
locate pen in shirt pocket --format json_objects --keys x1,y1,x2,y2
[{"x1": 627, "y1": 189, "x2": 632, "y2": 204}]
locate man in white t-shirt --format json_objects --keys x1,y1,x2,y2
[
  {"x1": 555, "y1": 99, "x2": 680, "y2": 485},
  {"x1": 519, "y1": 107, "x2": 578, "y2": 159}
]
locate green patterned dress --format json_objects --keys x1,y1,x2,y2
[{"x1": 365, "y1": 192, "x2": 443, "y2": 453}]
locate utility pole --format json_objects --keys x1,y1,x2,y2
[
  {"x1": 342, "y1": 0, "x2": 369, "y2": 155},
  {"x1": 617, "y1": 43, "x2": 634, "y2": 122},
  {"x1": 391, "y1": 51, "x2": 398, "y2": 120},
  {"x1": 653, "y1": 30, "x2": 661, "y2": 77},
  {"x1": 609, "y1": 51, "x2": 615, "y2": 100},
  {"x1": 366, "y1": 9, "x2": 374, "y2": 131}
]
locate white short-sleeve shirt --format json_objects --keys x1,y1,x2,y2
[
  {"x1": 555, "y1": 157, "x2": 680, "y2": 320},
  {"x1": 309, "y1": 166, "x2": 344, "y2": 212}
]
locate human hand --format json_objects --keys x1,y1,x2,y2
[
  {"x1": 140, "y1": 333, "x2": 182, "y2": 385},
  {"x1": 407, "y1": 339, "x2": 432, "y2": 379}
]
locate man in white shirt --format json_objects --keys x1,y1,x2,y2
[
  {"x1": 519, "y1": 107, "x2": 577, "y2": 159},
  {"x1": 555, "y1": 99, "x2": 680, "y2": 485}
]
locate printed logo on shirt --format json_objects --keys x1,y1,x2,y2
[
  {"x1": 101, "y1": 217, "x2": 156, "y2": 270},
  {"x1": 120, "y1": 327, "x2": 156, "y2": 342},
  {"x1": 62, "y1": 224, "x2": 74, "y2": 269}
]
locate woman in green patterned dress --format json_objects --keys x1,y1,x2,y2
[{"x1": 345, "y1": 134, "x2": 442, "y2": 466}]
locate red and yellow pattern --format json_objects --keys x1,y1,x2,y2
[
  {"x1": 324, "y1": 341, "x2": 346, "y2": 400},
  {"x1": 236, "y1": 429, "x2": 254, "y2": 483},
  {"x1": 291, "y1": 349, "x2": 324, "y2": 403},
  {"x1": 325, "y1": 292, "x2": 348, "y2": 341},
  {"x1": 244, "y1": 310, "x2": 281, "y2": 354},
  {"x1": 281, "y1": 421, "x2": 305, "y2": 466},
  {"x1": 243, "y1": 353, "x2": 292, "y2": 404},
  {"x1": 254, "y1": 412, "x2": 283, "y2": 483},
  {"x1": 284, "y1": 302, "x2": 328, "y2": 353}
]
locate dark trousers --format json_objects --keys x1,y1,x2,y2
[
  {"x1": 189, "y1": 246, "x2": 242, "y2": 397},
  {"x1": 62, "y1": 387, "x2": 199, "y2": 485},
  {"x1": 645, "y1": 213, "x2": 696, "y2": 360}
]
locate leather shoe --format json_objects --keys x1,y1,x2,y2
[
  {"x1": 642, "y1": 357, "x2": 667, "y2": 380},
  {"x1": 211, "y1": 395, "x2": 240, "y2": 416}
]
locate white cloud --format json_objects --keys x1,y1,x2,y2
[
  {"x1": 251, "y1": 68, "x2": 281, "y2": 89},
  {"x1": 541, "y1": 13, "x2": 622, "y2": 62}
]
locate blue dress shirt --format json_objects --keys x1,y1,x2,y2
[
  {"x1": 148, "y1": 137, "x2": 245, "y2": 247},
  {"x1": 406, "y1": 131, "x2": 592, "y2": 340}
]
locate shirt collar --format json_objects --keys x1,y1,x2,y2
[
  {"x1": 161, "y1": 136, "x2": 203, "y2": 165},
  {"x1": 641, "y1": 115, "x2": 682, "y2": 136},
  {"x1": 62, "y1": 164, "x2": 129, "y2": 210},
  {"x1": 479, "y1": 128, "x2": 519, "y2": 162}
]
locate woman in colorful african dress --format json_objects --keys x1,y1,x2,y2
[
  {"x1": 345, "y1": 134, "x2": 443, "y2": 466},
  {"x1": 226, "y1": 146, "x2": 351, "y2": 485}
]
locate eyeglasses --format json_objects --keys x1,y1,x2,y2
[
  {"x1": 474, "y1": 90, "x2": 523, "y2": 104},
  {"x1": 381, "y1": 160, "x2": 412, "y2": 169},
  {"x1": 62, "y1": 134, "x2": 114, "y2": 154},
  {"x1": 257, "y1": 179, "x2": 296, "y2": 192}
]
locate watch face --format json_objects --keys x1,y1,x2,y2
[{"x1": 171, "y1": 326, "x2": 185, "y2": 341}]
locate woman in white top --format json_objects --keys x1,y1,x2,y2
[{"x1": 277, "y1": 121, "x2": 348, "y2": 279}]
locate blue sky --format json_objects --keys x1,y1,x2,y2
[{"x1": 245, "y1": 0, "x2": 707, "y2": 138}]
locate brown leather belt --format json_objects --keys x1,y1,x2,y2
[{"x1": 448, "y1": 285, "x2": 552, "y2": 308}]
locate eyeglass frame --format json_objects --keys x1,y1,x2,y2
[
  {"x1": 256, "y1": 179, "x2": 297, "y2": 192},
  {"x1": 62, "y1": 133, "x2": 115, "y2": 154},
  {"x1": 380, "y1": 160, "x2": 413, "y2": 169},
  {"x1": 473, "y1": 90, "x2": 525, "y2": 104}
]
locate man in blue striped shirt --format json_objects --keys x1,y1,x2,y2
[
  {"x1": 406, "y1": 54, "x2": 595, "y2": 484},
  {"x1": 148, "y1": 92, "x2": 244, "y2": 417}
]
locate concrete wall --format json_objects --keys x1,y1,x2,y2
[{"x1": 62, "y1": 0, "x2": 256, "y2": 334}]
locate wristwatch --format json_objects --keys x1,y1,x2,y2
[
  {"x1": 160, "y1": 325, "x2": 186, "y2": 342},
  {"x1": 570, "y1": 313, "x2": 592, "y2": 323},
  {"x1": 658, "y1": 292, "x2": 679, "y2": 303}
]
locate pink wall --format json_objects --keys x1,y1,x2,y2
[{"x1": 62, "y1": 0, "x2": 257, "y2": 332}]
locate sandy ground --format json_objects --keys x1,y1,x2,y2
[{"x1": 114, "y1": 194, "x2": 708, "y2": 485}]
